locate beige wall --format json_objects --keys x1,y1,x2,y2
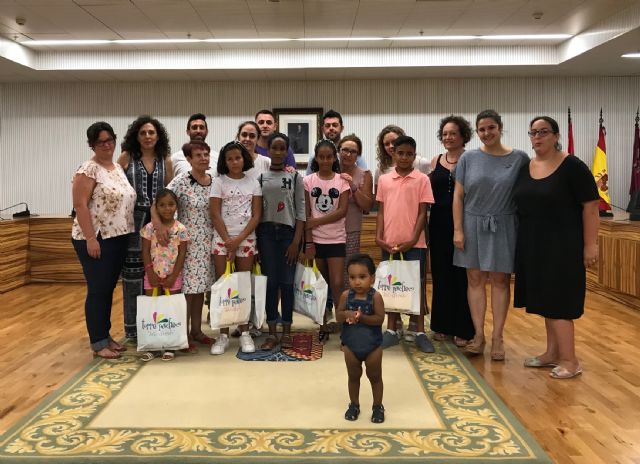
[{"x1": 1, "y1": 76, "x2": 639, "y2": 213}]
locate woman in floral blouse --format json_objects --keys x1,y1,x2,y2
[{"x1": 72, "y1": 121, "x2": 136, "y2": 359}]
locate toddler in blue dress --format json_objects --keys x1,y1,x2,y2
[{"x1": 337, "y1": 253, "x2": 386, "y2": 423}]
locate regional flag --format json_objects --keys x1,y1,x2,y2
[
  {"x1": 567, "y1": 107, "x2": 575, "y2": 155},
  {"x1": 591, "y1": 113, "x2": 612, "y2": 211},
  {"x1": 630, "y1": 109, "x2": 640, "y2": 196}
]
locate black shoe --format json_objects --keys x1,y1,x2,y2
[
  {"x1": 371, "y1": 404, "x2": 385, "y2": 423},
  {"x1": 345, "y1": 403, "x2": 360, "y2": 421}
]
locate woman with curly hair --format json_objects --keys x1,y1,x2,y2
[
  {"x1": 117, "y1": 115, "x2": 173, "y2": 342},
  {"x1": 429, "y1": 115, "x2": 475, "y2": 347}
]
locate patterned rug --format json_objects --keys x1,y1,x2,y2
[
  {"x1": 236, "y1": 331, "x2": 324, "y2": 361},
  {"x1": 0, "y1": 339, "x2": 551, "y2": 463}
]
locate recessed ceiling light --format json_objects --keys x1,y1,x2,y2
[{"x1": 21, "y1": 34, "x2": 572, "y2": 47}]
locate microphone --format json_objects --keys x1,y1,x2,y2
[{"x1": 0, "y1": 202, "x2": 31, "y2": 218}]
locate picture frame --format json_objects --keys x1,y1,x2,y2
[{"x1": 273, "y1": 107, "x2": 323, "y2": 165}]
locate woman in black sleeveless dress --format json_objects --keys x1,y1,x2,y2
[{"x1": 429, "y1": 116, "x2": 475, "y2": 345}]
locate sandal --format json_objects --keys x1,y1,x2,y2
[
  {"x1": 491, "y1": 338, "x2": 505, "y2": 361},
  {"x1": 453, "y1": 337, "x2": 469, "y2": 347},
  {"x1": 192, "y1": 333, "x2": 214, "y2": 345},
  {"x1": 318, "y1": 330, "x2": 330, "y2": 344},
  {"x1": 344, "y1": 403, "x2": 360, "y2": 421},
  {"x1": 371, "y1": 404, "x2": 385, "y2": 423},
  {"x1": 280, "y1": 334, "x2": 293, "y2": 349},
  {"x1": 93, "y1": 348, "x2": 121, "y2": 360},
  {"x1": 161, "y1": 351, "x2": 175, "y2": 361},
  {"x1": 108, "y1": 341, "x2": 127, "y2": 352},
  {"x1": 261, "y1": 336, "x2": 279, "y2": 351},
  {"x1": 550, "y1": 365, "x2": 582, "y2": 379},
  {"x1": 180, "y1": 342, "x2": 198, "y2": 354},
  {"x1": 432, "y1": 332, "x2": 447, "y2": 342},
  {"x1": 141, "y1": 352, "x2": 156, "y2": 362}
]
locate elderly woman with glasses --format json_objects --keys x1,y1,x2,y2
[
  {"x1": 513, "y1": 116, "x2": 599, "y2": 379},
  {"x1": 338, "y1": 134, "x2": 374, "y2": 288},
  {"x1": 72, "y1": 122, "x2": 136, "y2": 359}
]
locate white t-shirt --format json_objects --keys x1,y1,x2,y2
[
  {"x1": 245, "y1": 154, "x2": 271, "y2": 179},
  {"x1": 171, "y1": 149, "x2": 219, "y2": 178},
  {"x1": 210, "y1": 174, "x2": 262, "y2": 237}
]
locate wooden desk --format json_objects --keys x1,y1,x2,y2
[
  {"x1": 0, "y1": 218, "x2": 30, "y2": 293},
  {"x1": 0, "y1": 216, "x2": 83, "y2": 293}
]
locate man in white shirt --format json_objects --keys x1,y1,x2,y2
[
  {"x1": 305, "y1": 109, "x2": 368, "y2": 175},
  {"x1": 171, "y1": 113, "x2": 218, "y2": 177}
]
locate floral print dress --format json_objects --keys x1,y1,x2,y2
[{"x1": 167, "y1": 173, "x2": 214, "y2": 294}]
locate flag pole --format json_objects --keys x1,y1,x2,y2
[
  {"x1": 628, "y1": 107, "x2": 640, "y2": 220},
  {"x1": 593, "y1": 108, "x2": 614, "y2": 217}
]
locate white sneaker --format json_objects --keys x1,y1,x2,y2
[
  {"x1": 404, "y1": 330, "x2": 416, "y2": 342},
  {"x1": 239, "y1": 331, "x2": 256, "y2": 353},
  {"x1": 210, "y1": 334, "x2": 229, "y2": 355}
]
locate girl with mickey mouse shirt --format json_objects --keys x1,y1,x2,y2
[{"x1": 304, "y1": 139, "x2": 350, "y2": 343}]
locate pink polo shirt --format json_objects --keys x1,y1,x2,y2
[{"x1": 376, "y1": 168, "x2": 434, "y2": 248}]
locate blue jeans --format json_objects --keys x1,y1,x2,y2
[
  {"x1": 73, "y1": 234, "x2": 128, "y2": 351},
  {"x1": 257, "y1": 223, "x2": 297, "y2": 324}
]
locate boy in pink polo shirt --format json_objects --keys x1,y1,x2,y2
[{"x1": 375, "y1": 135, "x2": 435, "y2": 352}]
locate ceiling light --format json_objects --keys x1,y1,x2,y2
[
  {"x1": 622, "y1": 52, "x2": 640, "y2": 58},
  {"x1": 21, "y1": 33, "x2": 572, "y2": 47}
]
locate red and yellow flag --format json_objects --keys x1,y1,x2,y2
[{"x1": 591, "y1": 111, "x2": 612, "y2": 212}]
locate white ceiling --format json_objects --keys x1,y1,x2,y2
[{"x1": 0, "y1": 0, "x2": 639, "y2": 81}]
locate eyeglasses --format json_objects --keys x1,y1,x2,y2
[
  {"x1": 339, "y1": 148, "x2": 358, "y2": 156},
  {"x1": 528, "y1": 129, "x2": 553, "y2": 137},
  {"x1": 95, "y1": 138, "x2": 115, "y2": 147}
]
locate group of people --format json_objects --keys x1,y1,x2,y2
[{"x1": 71, "y1": 107, "x2": 599, "y2": 423}]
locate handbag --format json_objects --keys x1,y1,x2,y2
[
  {"x1": 251, "y1": 262, "x2": 267, "y2": 329},
  {"x1": 210, "y1": 261, "x2": 252, "y2": 329},
  {"x1": 374, "y1": 252, "x2": 421, "y2": 315},
  {"x1": 293, "y1": 260, "x2": 328, "y2": 324},
  {"x1": 136, "y1": 288, "x2": 189, "y2": 351}
]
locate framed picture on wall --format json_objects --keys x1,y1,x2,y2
[{"x1": 273, "y1": 107, "x2": 323, "y2": 165}]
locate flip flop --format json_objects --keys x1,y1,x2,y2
[
  {"x1": 192, "y1": 333, "x2": 214, "y2": 345},
  {"x1": 550, "y1": 365, "x2": 583, "y2": 379},
  {"x1": 140, "y1": 352, "x2": 156, "y2": 362},
  {"x1": 93, "y1": 348, "x2": 121, "y2": 360},
  {"x1": 161, "y1": 351, "x2": 175, "y2": 361},
  {"x1": 260, "y1": 336, "x2": 279, "y2": 351},
  {"x1": 524, "y1": 356, "x2": 558, "y2": 368}
]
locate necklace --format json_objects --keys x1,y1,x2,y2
[{"x1": 444, "y1": 152, "x2": 460, "y2": 193}]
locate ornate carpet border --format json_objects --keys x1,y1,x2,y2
[{"x1": 0, "y1": 340, "x2": 551, "y2": 463}]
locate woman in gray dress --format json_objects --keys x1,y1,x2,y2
[{"x1": 452, "y1": 110, "x2": 529, "y2": 361}]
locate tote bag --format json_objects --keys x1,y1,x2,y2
[
  {"x1": 374, "y1": 253, "x2": 421, "y2": 315},
  {"x1": 251, "y1": 262, "x2": 267, "y2": 329},
  {"x1": 210, "y1": 261, "x2": 252, "y2": 329},
  {"x1": 293, "y1": 260, "x2": 327, "y2": 324},
  {"x1": 137, "y1": 288, "x2": 189, "y2": 351}
]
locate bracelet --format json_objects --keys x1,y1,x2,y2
[
  {"x1": 87, "y1": 236, "x2": 97, "y2": 242},
  {"x1": 305, "y1": 243, "x2": 315, "y2": 248}
]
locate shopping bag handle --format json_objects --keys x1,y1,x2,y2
[
  {"x1": 253, "y1": 262, "x2": 263, "y2": 275},
  {"x1": 312, "y1": 259, "x2": 320, "y2": 274},
  {"x1": 388, "y1": 252, "x2": 404, "y2": 262},
  {"x1": 224, "y1": 260, "x2": 235, "y2": 277},
  {"x1": 151, "y1": 288, "x2": 171, "y2": 297}
]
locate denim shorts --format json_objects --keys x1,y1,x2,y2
[{"x1": 381, "y1": 247, "x2": 427, "y2": 280}]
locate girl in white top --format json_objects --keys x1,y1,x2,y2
[
  {"x1": 209, "y1": 141, "x2": 263, "y2": 355},
  {"x1": 236, "y1": 120, "x2": 271, "y2": 179}
]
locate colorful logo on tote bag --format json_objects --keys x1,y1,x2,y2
[
  {"x1": 141, "y1": 311, "x2": 183, "y2": 331},
  {"x1": 377, "y1": 274, "x2": 414, "y2": 293},
  {"x1": 218, "y1": 286, "x2": 246, "y2": 307},
  {"x1": 299, "y1": 280, "x2": 314, "y2": 294}
]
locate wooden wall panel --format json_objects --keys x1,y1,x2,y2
[
  {"x1": 0, "y1": 219, "x2": 30, "y2": 293},
  {"x1": 29, "y1": 217, "x2": 84, "y2": 283}
]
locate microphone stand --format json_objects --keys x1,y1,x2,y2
[{"x1": 0, "y1": 202, "x2": 31, "y2": 220}]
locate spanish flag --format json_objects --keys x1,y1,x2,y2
[{"x1": 592, "y1": 109, "x2": 612, "y2": 213}]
